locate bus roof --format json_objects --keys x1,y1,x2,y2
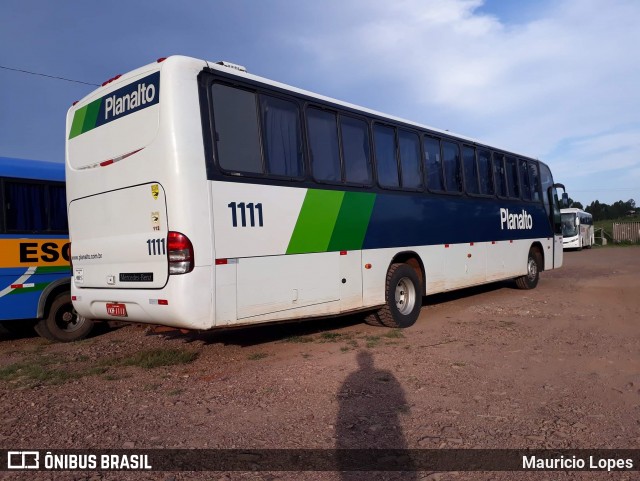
[
  {"x1": 0, "y1": 157, "x2": 65, "y2": 182},
  {"x1": 561, "y1": 208, "x2": 589, "y2": 215},
  {"x1": 70, "y1": 55, "x2": 543, "y2": 163}
]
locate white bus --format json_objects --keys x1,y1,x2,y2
[
  {"x1": 65, "y1": 56, "x2": 566, "y2": 331},
  {"x1": 561, "y1": 208, "x2": 594, "y2": 250}
]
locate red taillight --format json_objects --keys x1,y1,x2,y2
[{"x1": 167, "y1": 232, "x2": 194, "y2": 275}]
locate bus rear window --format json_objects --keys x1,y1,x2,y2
[
  {"x1": 212, "y1": 84, "x2": 263, "y2": 174},
  {"x1": 212, "y1": 84, "x2": 304, "y2": 178}
]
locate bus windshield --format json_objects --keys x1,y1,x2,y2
[{"x1": 561, "y1": 213, "x2": 578, "y2": 237}]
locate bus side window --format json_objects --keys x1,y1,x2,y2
[
  {"x1": 307, "y1": 107, "x2": 341, "y2": 183},
  {"x1": 505, "y1": 156, "x2": 520, "y2": 199},
  {"x1": 260, "y1": 95, "x2": 304, "y2": 178},
  {"x1": 5, "y1": 181, "x2": 47, "y2": 232},
  {"x1": 442, "y1": 141, "x2": 462, "y2": 193},
  {"x1": 539, "y1": 162, "x2": 554, "y2": 218},
  {"x1": 341, "y1": 116, "x2": 372, "y2": 185},
  {"x1": 398, "y1": 130, "x2": 422, "y2": 190},
  {"x1": 477, "y1": 149, "x2": 493, "y2": 195},
  {"x1": 423, "y1": 136, "x2": 444, "y2": 191},
  {"x1": 519, "y1": 158, "x2": 533, "y2": 201},
  {"x1": 49, "y1": 184, "x2": 68, "y2": 231},
  {"x1": 493, "y1": 152, "x2": 507, "y2": 197},
  {"x1": 374, "y1": 124, "x2": 400, "y2": 188},
  {"x1": 528, "y1": 162, "x2": 541, "y2": 202},
  {"x1": 462, "y1": 146, "x2": 479, "y2": 194},
  {"x1": 211, "y1": 84, "x2": 263, "y2": 174}
]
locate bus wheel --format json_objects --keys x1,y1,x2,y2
[
  {"x1": 34, "y1": 293, "x2": 94, "y2": 342},
  {"x1": 515, "y1": 249, "x2": 541, "y2": 290},
  {"x1": 365, "y1": 263, "x2": 422, "y2": 328}
]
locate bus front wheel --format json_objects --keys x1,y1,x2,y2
[
  {"x1": 515, "y1": 249, "x2": 541, "y2": 290},
  {"x1": 34, "y1": 293, "x2": 94, "y2": 342},
  {"x1": 365, "y1": 263, "x2": 422, "y2": 328}
]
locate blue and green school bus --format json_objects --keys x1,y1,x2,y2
[{"x1": 0, "y1": 157, "x2": 93, "y2": 341}]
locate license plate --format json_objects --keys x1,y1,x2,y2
[{"x1": 106, "y1": 303, "x2": 128, "y2": 317}]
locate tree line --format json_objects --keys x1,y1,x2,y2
[{"x1": 567, "y1": 198, "x2": 637, "y2": 222}]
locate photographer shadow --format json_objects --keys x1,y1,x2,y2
[{"x1": 335, "y1": 350, "x2": 417, "y2": 480}]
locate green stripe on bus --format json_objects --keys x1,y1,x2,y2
[
  {"x1": 69, "y1": 98, "x2": 101, "y2": 139},
  {"x1": 69, "y1": 105, "x2": 88, "y2": 139},
  {"x1": 328, "y1": 192, "x2": 376, "y2": 251},
  {"x1": 35, "y1": 266, "x2": 71, "y2": 274},
  {"x1": 83, "y1": 99, "x2": 102, "y2": 134},
  {"x1": 286, "y1": 190, "x2": 344, "y2": 254}
]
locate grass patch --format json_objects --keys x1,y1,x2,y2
[
  {"x1": 0, "y1": 361, "x2": 79, "y2": 385},
  {"x1": 318, "y1": 332, "x2": 344, "y2": 342},
  {"x1": 247, "y1": 352, "x2": 268, "y2": 361},
  {"x1": 0, "y1": 347, "x2": 198, "y2": 387},
  {"x1": 118, "y1": 348, "x2": 199, "y2": 369},
  {"x1": 365, "y1": 335, "x2": 381, "y2": 348},
  {"x1": 383, "y1": 329, "x2": 404, "y2": 339},
  {"x1": 282, "y1": 335, "x2": 314, "y2": 344}
]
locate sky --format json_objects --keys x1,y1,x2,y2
[{"x1": 1, "y1": 0, "x2": 639, "y2": 206}]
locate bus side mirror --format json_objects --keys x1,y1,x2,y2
[{"x1": 561, "y1": 192, "x2": 569, "y2": 207}]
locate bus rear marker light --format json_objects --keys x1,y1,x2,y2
[{"x1": 364, "y1": 264, "x2": 372, "y2": 269}]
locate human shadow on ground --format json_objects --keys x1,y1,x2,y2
[{"x1": 335, "y1": 350, "x2": 417, "y2": 480}]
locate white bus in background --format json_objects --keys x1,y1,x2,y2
[
  {"x1": 561, "y1": 208, "x2": 594, "y2": 250},
  {"x1": 65, "y1": 56, "x2": 567, "y2": 332}
]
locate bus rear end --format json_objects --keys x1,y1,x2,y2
[{"x1": 65, "y1": 56, "x2": 213, "y2": 329}]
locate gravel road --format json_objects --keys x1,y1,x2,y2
[{"x1": 1, "y1": 247, "x2": 639, "y2": 481}]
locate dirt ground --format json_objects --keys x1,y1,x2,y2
[{"x1": 1, "y1": 247, "x2": 639, "y2": 481}]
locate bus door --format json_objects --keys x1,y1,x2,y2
[
  {"x1": 539, "y1": 163, "x2": 564, "y2": 269},
  {"x1": 550, "y1": 186, "x2": 564, "y2": 269}
]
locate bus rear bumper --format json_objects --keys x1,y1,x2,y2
[{"x1": 70, "y1": 266, "x2": 213, "y2": 329}]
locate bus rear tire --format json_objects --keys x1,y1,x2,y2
[
  {"x1": 515, "y1": 249, "x2": 541, "y2": 290},
  {"x1": 364, "y1": 263, "x2": 422, "y2": 328},
  {"x1": 34, "y1": 293, "x2": 94, "y2": 342}
]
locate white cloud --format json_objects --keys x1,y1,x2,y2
[
  {"x1": 285, "y1": 0, "x2": 640, "y2": 203},
  {"x1": 290, "y1": 0, "x2": 640, "y2": 159}
]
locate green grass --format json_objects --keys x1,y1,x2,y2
[
  {"x1": 282, "y1": 335, "x2": 314, "y2": 343},
  {"x1": 365, "y1": 335, "x2": 381, "y2": 348},
  {"x1": 594, "y1": 217, "x2": 640, "y2": 245},
  {"x1": 0, "y1": 347, "x2": 199, "y2": 387},
  {"x1": 318, "y1": 332, "x2": 344, "y2": 342},
  {"x1": 382, "y1": 329, "x2": 404, "y2": 339},
  {"x1": 0, "y1": 361, "x2": 77, "y2": 385}
]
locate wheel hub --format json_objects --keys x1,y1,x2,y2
[{"x1": 395, "y1": 277, "x2": 415, "y2": 315}]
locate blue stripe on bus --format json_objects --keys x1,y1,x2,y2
[{"x1": 363, "y1": 194, "x2": 551, "y2": 250}]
